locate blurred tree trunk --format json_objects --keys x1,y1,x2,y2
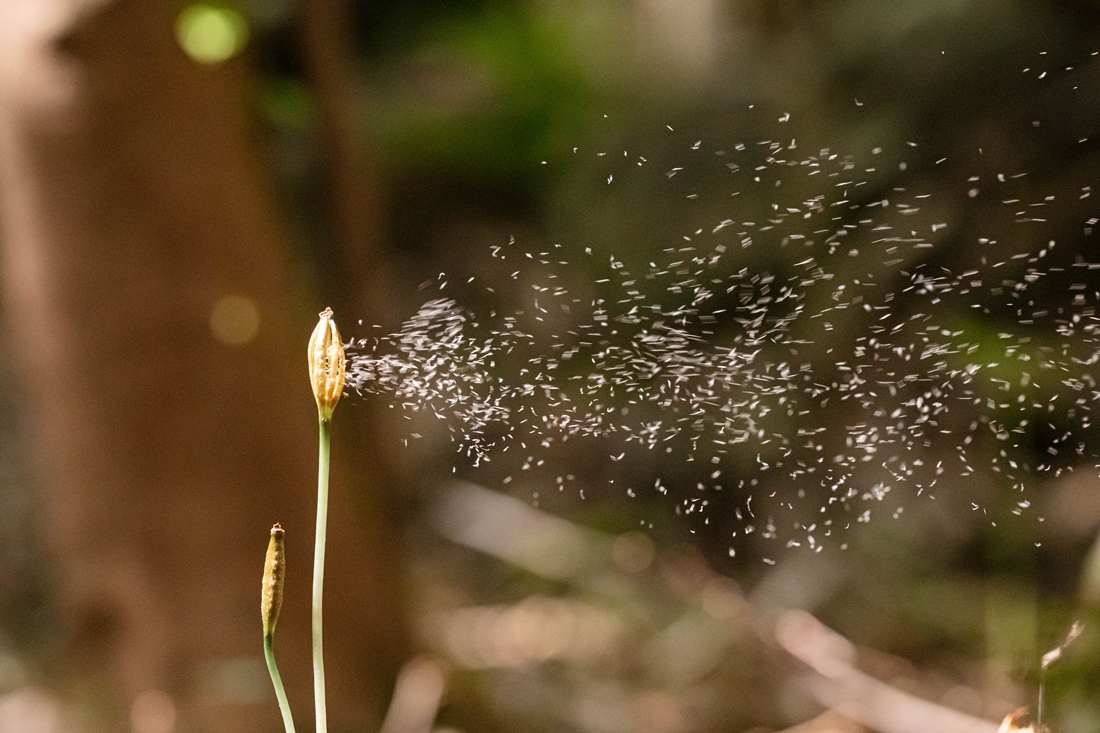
[
  {"x1": 0, "y1": 1, "x2": 406, "y2": 731},
  {"x1": 299, "y1": 0, "x2": 395, "y2": 324}
]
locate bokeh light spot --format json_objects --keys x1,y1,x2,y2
[
  {"x1": 612, "y1": 531, "x2": 655, "y2": 573},
  {"x1": 175, "y1": 5, "x2": 248, "y2": 65},
  {"x1": 209, "y1": 295, "x2": 260, "y2": 346},
  {"x1": 130, "y1": 689, "x2": 176, "y2": 733}
]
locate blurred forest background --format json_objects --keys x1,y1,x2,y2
[{"x1": 2, "y1": 0, "x2": 1100, "y2": 732}]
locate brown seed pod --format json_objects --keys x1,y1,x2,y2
[
  {"x1": 262, "y1": 523, "x2": 286, "y2": 638},
  {"x1": 308, "y1": 307, "x2": 346, "y2": 422}
]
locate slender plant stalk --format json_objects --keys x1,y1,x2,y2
[
  {"x1": 1037, "y1": 672, "x2": 1045, "y2": 729},
  {"x1": 264, "y1": 633, "x2": 297, "y2": 733},
  {"x1": 262, "y1": 524, "x2": 295, "y2": 733},
  {"x1": 307, "y1": 308, "x2": 344, "y2": 733},
  {"x1": 312, "y1": 417, "x2": 332, "y2": 733}
]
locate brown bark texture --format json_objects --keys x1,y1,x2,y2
[{"x1": 0, "y1": 0, "x2": 405, "y2": 730}]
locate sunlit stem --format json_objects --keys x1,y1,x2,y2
[
  {"x1": 264, "y1": 633, "x2": 296, "y2": 733},
  {"x1": 313, "y1": 417, "x2": 331, "y2": 733},
  {"x1": 1038, "y1": 669, "x2": 1046, "y2": 729}
]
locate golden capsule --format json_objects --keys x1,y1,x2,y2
[
  {"x1": 262, "y1": 523, "x2": 286, "y2": 638},
  {"x1": 308, "y1": 307, "x2": 346, "y2": 422}
]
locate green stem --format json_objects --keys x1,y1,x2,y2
[
  {"x1": 313, "y1": 417, "x2": 331, "y2": 733},
  {"x1": 264, "y1": 633, "x2": 296, "y2": 733}
]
